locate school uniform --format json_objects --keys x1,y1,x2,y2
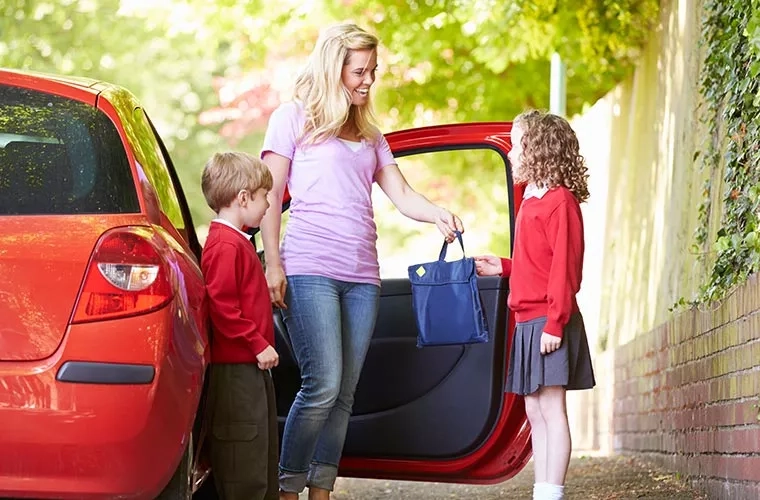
[
  {"x1": 202, "y1": 220, "x2": 279, "y2": 500},
  {"x1": 502, "y1": 185, "x2": 596, "y2": 395}
]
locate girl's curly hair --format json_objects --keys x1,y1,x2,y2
[{"x1": 513, "y1": 110, "x2": 590, "y2": 203}]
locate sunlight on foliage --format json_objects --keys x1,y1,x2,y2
[{"x1": 1, "y1": 0, "x2": 658, "y2": 251}]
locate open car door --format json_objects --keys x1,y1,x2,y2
[{"x1": 269, "y1": 122, "x2": 531, "y2": 485}]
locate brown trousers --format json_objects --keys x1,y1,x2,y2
[{"x1": 207, "y1": 363, "x2": 279, "y2": 500}]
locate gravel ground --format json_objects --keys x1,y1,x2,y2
[{"x1": 320, "y1": 455, "x2": 707, "y2": 499}]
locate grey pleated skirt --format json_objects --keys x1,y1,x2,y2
[{"x1": 505, "y1": 313, "x2": 596, "y2": 396}]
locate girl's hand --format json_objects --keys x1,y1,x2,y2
[
  {"x1": 474, "y1": 255, "x2": 502, "y2": 276},
  {"x1": 540, "y1": 332, "x2": 562, "y2": 354},
  {"x1": 265, "y1": 264, "x2": 288, "y2": 309},
  {"x1": 434, "y1": 207, "x2": 464, "y2": 243}
]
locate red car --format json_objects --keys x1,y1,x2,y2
[
  {"x1": 0, "y1": 68, "x2": 530, "y2": 499},
  {"x1": 0, "y1": 69, "x2": 208, "y2": 499}
]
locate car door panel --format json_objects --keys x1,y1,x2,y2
[
  {"x1": 344, "y1": 275, "x2": 508, "y2": 459},
  {"x1": 273, "y1": 276, "x2": 507, "y2": 459}
]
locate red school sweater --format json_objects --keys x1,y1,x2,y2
[
  {"x1": 201, "y1": 222, "x2": 274, "y2": 363},
  {"x1": 500, "y1": 186, "x2": 584, "y2": 338}
]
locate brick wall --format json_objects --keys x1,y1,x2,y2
[{"x1": 613, "y1": 274, "x2": 760, "y2": 499}]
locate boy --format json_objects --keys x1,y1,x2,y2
[{"x1": 200, "y1": 152, "x2": 279, "y2": 500}]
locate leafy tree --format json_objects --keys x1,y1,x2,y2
[
  {"x1": 201, "y1": 0, "x2": 659, "y2": 254},
  {"x1": 1, "y1": 0, "x2": 659, "y2": 236},
  {"x1": 209, "y1": 0, "x2": 659, "y2": 129},
  {"x1": 0, "y1": 0, "x2": 233, "y2": 223}
]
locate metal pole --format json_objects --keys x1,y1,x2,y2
[{"x1": 550, "y1": 52, "x2": 566, "y2": 116}]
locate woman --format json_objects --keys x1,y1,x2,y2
[{"x1": 259, "y1": 23, "x2": 464, "y2": 500}]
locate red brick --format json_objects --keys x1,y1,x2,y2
[
  {"x1": 724, "y1": 455, "x2": 760, "y2": 481},
  {"x1": 700, "y1": 401, "x2": 757, "y2": 427},
  {"x1": 611, "y1": 280, "x2": 760, "y2": 498},
  {"x1": 709, "y1": 454, "x2": 727, "y2": 477},
  {"x1": 714, "y1": 429, "x2": 731, "y2": 453},
  {"x1": 701, "y1": 477, "x2": 760, "y2": 499},
  {"x1": 720, "y1": 427, "x2": 760, "y2": 454}
]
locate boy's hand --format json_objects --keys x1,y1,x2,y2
[
  {"x1": 540, "y1": 332, "x2": 562, "y2": 355},
  {"x1": 256, "y1": 345, "x2": 279, "y2": 370},
  {"x1": 474, "y1": 255, "x2": 502, "y2": 276}
]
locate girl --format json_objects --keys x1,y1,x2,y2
[
  {"x1": 475, "y1": 110, "x2": 596, "y2": 500},
  {"x1": 259, "y1": 23, "x2": 464, "y2": 500}
]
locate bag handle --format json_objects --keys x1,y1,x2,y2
[{"x1": 438, "y1": 231, "x2": 465, "y2": 261}]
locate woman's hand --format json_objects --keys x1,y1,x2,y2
[
  {"x1": 474, "y1": 255, "x2": 503, "y2": 276},
  {"x1": 434, "y1": 207, "x2": 464, "y2": 243},
  {"x1": 540, "y1": 332, "x2": 562, "y2": 355},
  {"x1": 265, "y1": 264, "x2": 288, "y2": 309}
]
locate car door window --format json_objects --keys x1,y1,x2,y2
[{"x1": 373, "y1": 147, "x2": 512, "y2": 278}]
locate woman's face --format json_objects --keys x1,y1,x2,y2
[
  {"x1": 342, "y1": 49, "x2": 377, "y2": 106},
  {"x1": 508, "y1": 123, "x2": 524, "y2": 176}
]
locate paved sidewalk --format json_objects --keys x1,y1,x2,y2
[{"x1": 327, "y1": 455, "x2": 706, "y2": 499}]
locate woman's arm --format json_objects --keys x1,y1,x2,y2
[
  {"x1": 375, "y1": 164, "x2": 463, "y2": 239},
  {"x1": 259, "y1": 151, "x2": 291, "y2": 308}
]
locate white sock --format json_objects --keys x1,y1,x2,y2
[
  {"x1": 533, "y1": 483, "x2": 545, "y2": 500},
  {"x1": 544, "y1": 483, "x2": 565, "y2": 500}
]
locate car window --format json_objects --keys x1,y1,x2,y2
[
  {"x1": 0, "y1": 84, "x2": 139, "y2": 215},
  {"x1": 374, "y1": 148, "x2": 512, "y2": 279}
]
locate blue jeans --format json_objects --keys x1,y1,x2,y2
[{"x1": 278, "y1": 275, "x2": 380, "y2": 493}]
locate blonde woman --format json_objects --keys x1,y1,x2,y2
[{"x1": 259, "y1": 23, "x2": 464, "y2": 500}]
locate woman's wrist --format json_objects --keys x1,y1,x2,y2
[
  {"x1": 434, "y1": 205, "x2": 449, "y2": 222},
  {"x1": 263, "y1": 249, "x2": 282, "y2": 269},
  {"x1": 267, "y1": 259, "x2": 283, "y2": 269}
]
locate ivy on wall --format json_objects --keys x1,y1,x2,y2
[{"x1": 688, "y1": 0, "x2": 760, "y2": 305}]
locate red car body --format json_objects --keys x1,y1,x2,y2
[
  {"x1": 0, "y1": 68, "x2": 530, "y2": 499},
  {"x1": 0, "y1": 69, "x2": 208, "y2": 499}
]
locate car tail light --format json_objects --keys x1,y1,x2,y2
[{"x1": 71, "y1": 227, "x2": 175, "y2": 323}]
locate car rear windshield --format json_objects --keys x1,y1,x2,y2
[{"x1": 0, "y1": 84, "x2": 139, "y2": 215}]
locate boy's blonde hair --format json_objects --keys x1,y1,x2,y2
[
  {"x1": 201, "y1": 152, "x2": 273, "y2": 212},
  {"x1": 294, "y1": 23, "x2": 380, "y2": 145},
  {"x1": 513, "y1": 110, "x2": 590, "y2": 203}
]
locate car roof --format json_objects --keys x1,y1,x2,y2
[{"x1": 0, "y1": 67, "x2": 106, "y2": 96}]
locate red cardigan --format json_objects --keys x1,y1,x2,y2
[
  {"x1": 500, "y1": 187, "x2": 584, "y2": 338},
  {"x1": 201, "y1": 222, "x2": 274, "y2": 363}
]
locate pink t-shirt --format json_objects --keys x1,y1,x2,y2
[{"x1": 261, "y1": 101, "x2": 397, "y2": 286}]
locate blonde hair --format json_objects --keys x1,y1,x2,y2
[
  {"x1": 513, "y1": 110, "x2": 590, "y2": 203},
  {"x1": 294, "y1": 23, "x2": 380, "y2": 144},
  {"x1": 201, "y1": 152, "x2": 273, "y2": 212}
]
